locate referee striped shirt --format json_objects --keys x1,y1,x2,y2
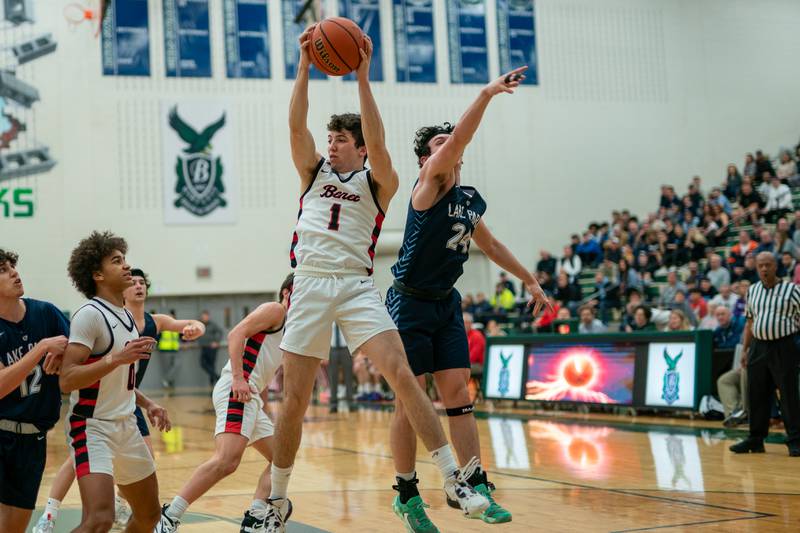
[{"x1": 745, "y1": 280, "x2": 800, "y2": 340}]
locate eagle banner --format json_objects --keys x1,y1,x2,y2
[{"x1": 161, "y1": 101, "x2": 237, "y2": 224}]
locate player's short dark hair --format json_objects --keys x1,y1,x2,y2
[
  {"x1": 279, "y1": 273, "x2": 294, "y2": 301},
  {"x1": 0, "y1": 249, "x2": 18, "y2": 268},
  {"x1": 327, "y1": 113, "x2": 364, "y2": 148},
  {"x1": 413, "y1": 122, "x2": 455, "y2": 166},
  {"x1": 130, "y1": 268, "x2": 151, "y2": 291},
  {"x1": 68, "y1": 231, "x2": 128, "y2": 298}
]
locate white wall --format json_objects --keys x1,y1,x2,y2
[{"x1": 2, "y1": 0, "x2": 799, "y2": 310}]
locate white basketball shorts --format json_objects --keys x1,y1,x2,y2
[{"x1": 213, "y1": 374, "x2": 274, "y2": 444}]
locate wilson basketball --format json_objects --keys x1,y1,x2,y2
[{"x1": 310, "y1": 17, "x2": 365, "y2": 76}]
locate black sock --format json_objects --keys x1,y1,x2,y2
[{"x1": 393, "y1": 476, "x2": 420, "y2": 504}]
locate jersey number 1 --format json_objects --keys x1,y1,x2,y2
[{"x1": 328, "y1": 203, "x2": 342, "y2": 231}]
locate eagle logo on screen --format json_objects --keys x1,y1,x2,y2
[
  {"x1": 498, "y1": 352, "x2": 513, "y2": 396},
  {"x1": 661, "y1": 348, "x2": 683, "y2": 405},
  {"x1": 169, "y1": 106, "x2": 227, "y2": 217}
]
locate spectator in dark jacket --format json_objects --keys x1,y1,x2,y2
[
  {"x1": 712, "y1": 306, "x2": 744, "y2": 349},
  {"x1": 576, "y1": 231, "x2": 603, "y2": 267},
  {"x1": 536, "y1": 250, "x2": 557, "y2": 276},
  {"x1": 554, "y1": 272, "x2": 582, "y2": 315}
]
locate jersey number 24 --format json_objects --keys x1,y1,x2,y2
[{"x1": 447, "y1": 223, "x2": 471, "y2": 254}]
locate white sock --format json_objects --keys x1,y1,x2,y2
[
  {"x1": 167, "y1": 495, "x2": 189, "y2": 520},
  {"x1": 397, "y1": 471, "x2": 416, "y2": 481},
  {"x1": 269, "y1": 464, "x2": 294, "y2": 500},
  {"x1": 358, "y1": 384, "x2": 366, "y2": 394},
  {"x1": 251, "y1": 498, "x2": 268, "y2": 511},
  {"x1": 44, "y1": 498, "x2": 61, "y2": 520},
  {"x1": 431, "y1": 444, "x2": 458, "y2": 480}
]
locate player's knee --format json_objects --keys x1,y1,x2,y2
[
  {"x1": 135, "y1": 502, "x2": 162, "y2": 528},
  {"x1": 440, "y1": 380, "x2": 470, "y2": 406},
  {"x1": 219, "y1": 454, "x2": 243, "y2": 476},
  {"x1": 83, "y1": 509, "x2": 115, "y2": 533}
]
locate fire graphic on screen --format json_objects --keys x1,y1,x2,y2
[{"x1": 526, "y1": 345, "x2": 635, "y2": 404}]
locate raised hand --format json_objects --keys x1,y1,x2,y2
[
  {"x1": 298, "y1": 24, "x2": 317, "y2": 69},
  {"x1": 355, "y1": 35, "x2": 373, "y2": 81},
  {"x1": 113, "y1": 337, "x2": 156, "y2": 366},
  {"x1": 484, "y1": 66, "x2": 528, "y2": 96},
  {"x1": 181, "y1": 322, "x2": 204, "y2": 341}
]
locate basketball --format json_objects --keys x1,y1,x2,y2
[{"x1": 310, "y1": 17, "x2": 365, "y2": 76}]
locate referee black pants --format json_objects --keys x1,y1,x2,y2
[{"x1": 748, "y1": 334, "x2": 800, "y2": 445}]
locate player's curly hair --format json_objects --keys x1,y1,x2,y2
[
  {"x1": 0, "y1": 249, "x2": 19, "y2": 268},
  {"x1": 413, "y1": 122, "x2": 455, "y2": 167},
  {"x1": 68, "y1": 231, "x2": 128, "y2": 298},
  {"x1": 130, "y1": 268, "x2": 151, "y2": 291},
  {"x1": 327, "y1": 113, "x2": 364, "y2": 148}
]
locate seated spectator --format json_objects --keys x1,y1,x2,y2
[
  {"x1": 754, "y1": 149, "x2": 775, "y2": 178},
  {"x1": 659, "y1": 270, "x2": 688, "y2": 307},
  {"x1": 553, "y1": 272, "x2": 582, "y2": 316},
  {"x1": 706, "y1": 254, "x2": 730, "y2": 290},
  {"x1": 699, "y1": 278, "x2": 718, "y2": 300},
  {"x1": 684, "y1": 227, "x2": 708, "y2": 261},
  {"x1": 619, "y1": 288, "x2": 642, "y2": 331},
  {"x1": 578, "y1": 305, "x2": 607, "y2": 334},
  {"x1": 698, "y1": 302, "x2": 720, "y2": 330},
  {"x1": 627, "y1": 305, "x2": 656, "y2": 332},
  {"x1": 537, "y1": 249, "x2": 557, "y2": 276},
  {"x1": 558, "y1": 245, "x2": 582, "y2": 283},
  {"x1": 710, "y1": 283, "x2": 738, "y2": 311},
  {"x1": 717, "y1": 366, "x2": 748, "y2": 427},
  {"x1": 775, "y1": 222, "x2": 796, "y2": 258},
  {"x1": 737, "y1": 180, "x2": 764, "y2": 224},
  {"x1": 464, "y1": 313, "x2": 486, "y2": 376},
  {"x1": 685, "y1": 182, "x2": 705, "y2": 217},
  {"x1": 688, "y1": 288, "x2": 708, "y2": 319},
  {"x1": 634, "y1": 251, "x2": 657, "y2": 280},
  {"x1": 708, "y1": 187, "x2": 732, "y2": 216},
  {"x1": 599, "y1": 258, "x2": 619, "y2": 285},
  {"x1": 732, "y1": 280, "x2": 749, "y2": 317},
  {"x1": 664, "y1": 309, "x2": 692, "y2": 332},
  {"x1": 556, "y1": 308, "x2": 571, "y2": 320},
  {"x1": 790, "y1": 211, "x2": 800, "y2": 245},
  {"x1": 754, "y1": 229, "x2": 776, "y2": 256},
  {"x1": 472, "y1": 292, "x2": 493, "y2": 316},
  {"x1": 712, "y1": 306, "x2": 744, "y2": 349},
  {"x1": 778, "y1": 251, "x2": 796, "y2": 280},
  {"x1": 534, "y1": 296, "x2": 560, "y2": 331},
  {"x1": 684, "y1": 260, "x2": 704, "y2": 286},
  {"x1": 728, "y1": 230, "x2": 757, "y2": 268},
  {"x1": 603, "y1": 237, "x2": 622, "y2": 263},
  {"x1": 732, "y1": 253, "x2": 759, "y2": 284},
  {"x1": 490, "y1": 282, "x2": 515, "y2": 313},
  {"x1": 659, "y1": 185, "x2": 682, "y2": 211},
  {"x1": 743, "y1": 153, "x2": 756, "y2": 177},
  {"x1": 461, "y1": 293, "x2": 474, "y2": 313},
  {"x1": 723, "y1": 164, "x2": 742, "y2": 200},
  {"x1": 776, "y1": 150, "x2": 798, "y2": 181},
  {"x1": 590, "y1": 271, "x2": 617, "y2": 322},
  {"x1": 485, "y1": 319, "x2": 506, "y2": 337},
  {"x1": 497, "y1": 271, "x2": 516, "y2": 296},
  {"x1": 353, "y1": 355, "x2": 384, "y2": 401},
  {"x1": 576, "y1": 231, "x2": 603, "y2": 267},
  {"x1": 537, "y1": 271, "x2": 555, "y2": 294},
  {"x1": 762, "y1": 175, "x2": 792, "y2": 223},
  {"x1": 618, "y1": 257, "x2": 644, "y2": 294}
]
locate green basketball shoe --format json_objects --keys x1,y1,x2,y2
[
  {"x1": 392, "y1": 495, "x2": 440, "y2": 533},
  {"x1": 472, "y1": 482, "x2": 512, "y2": 523}
]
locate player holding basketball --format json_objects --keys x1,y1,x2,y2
[
  {"x1": 59, "y1": 232, "x2": 169, "y2": 533},
  {"x1": 386, "y1": 66, "x2": 549, "y2": 531},
  {"x1": 34, "y1": 268, "x2": 204, "y2": 533},
  {"x1": 0, "y1": 248, "x2": 69, "y2": 533},
  {"x1": 155, "y1": 274, "x2": 292, "y2": 533},
  {"x1": 261, "y1": 26, "x2": 488, "y2": 531}
]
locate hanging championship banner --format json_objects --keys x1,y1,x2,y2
[
  {"x1": 101, "y1": 0, "x2": 151, "y2": 76},
  {"x1": 224, "y1": 0, "x2": 271, "y2": 79},
  {"x1": 162, "y1": 102, "x2": 237, "y2": 224},
  {"x1": 446, "y1": 0, "x2": 489, "y2": 84},
  {"x1": 496, "y1": 0, "x2": 537, "y2": 85},
  {"x1": 393, "y1": 0, "x2": 436, "y2": 83},
  {"x1": 281, "y1": 0, "x2": 327, "y2": 80},
  {"x1": 340, "y1": 0, "x2": 383, "y2": 81},
  {"x1": 163, "y1": 0, "x2": 212, "y2": 77}
]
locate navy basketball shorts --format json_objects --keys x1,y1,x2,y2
[
  {"x1": 134, "y1": 405, "x2": 150, "y2": 437},
  {"x1": 0, "y1": 428, "x2": 47, "y2": 509},
  {"x1": 385, "y1": 287, "x2": 469, "y2": 376}
]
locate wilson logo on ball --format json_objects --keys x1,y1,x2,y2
[{"x1": 313, "y1": 38, "x2": 341, "y2": 73}]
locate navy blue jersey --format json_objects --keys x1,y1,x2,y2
[
  {"x1": 392, "y1": 184, "x2": 486, "y2": 291},
  {"x1": 134, "y1": 312, "x2": 157, "y2": 388},
  {"x1": 0, "y1": 298, "x2": 70, "y2": 430}
]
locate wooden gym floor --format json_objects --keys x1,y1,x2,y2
[{"x1": 29, "y1": 394, "x2": 800, "y2": 532}]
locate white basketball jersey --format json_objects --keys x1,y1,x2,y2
[
  {"x1": 290, "y1": 159, "x2": 385, "y2": 275},
  {"x1": 69, "y1": 300, "x2": 140, "y2": 421},
  {"x1": 221, "y1": 325, "x2": 283, "y2": 393}
]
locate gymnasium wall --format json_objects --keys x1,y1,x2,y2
[{"x1": 2, "y1": 0, "x2": 799, "y2": 310}]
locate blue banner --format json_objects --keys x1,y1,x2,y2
[
  {"x1": 340, "y1": 0, "x2": 383, "y2": 81},
  {"x1": 446, "y1": 0, "x2": 489, "y2": 84},
  {"x1": 163, "y1": 0, "x2": 212, "y2": 77},
  {"x1": 392, "y1": 0, "x2": 436, "y2": 83},
  {"x1": 281, "y1": 0, "x2": 326, "y2": 79},
  {"x1": 496, "y1": 0, "x2": 537, "y2": 85},
  {"x1": 223, "y1": 0, "x2": 271, "y2": 78},
  {"x1": 101, "y1": 0, "x2": 150, "y2": 76}
]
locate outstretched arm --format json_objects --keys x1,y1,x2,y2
[
  {"x1": 226, "y1": 303, "x2": 286, "y2": 403},
  {"x1": 152, "y1": 314, "x2": 206, "y2": 341},
  {"x1": 290, "y1": 24, "x2": 323, "y2": 186},
  {"x1": 356, "y1": 37, "x2": 398, "y2": 211},
  {"x1": 420, "y1": 66, "x2": 528, "y2": 183},
  {"x1": 472, "y1": 220, "x2": 551, "y2": 317}
]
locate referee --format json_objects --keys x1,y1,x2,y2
[{"x1": 730, "y1": 252, "x2": 800, "y2": 456}]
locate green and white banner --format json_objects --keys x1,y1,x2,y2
[{"x1": 162, "y1": 101, "x2": 237, "y2": 225}]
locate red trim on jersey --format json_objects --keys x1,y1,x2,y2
[{"x1": 366, "y1": 212, "x2": 385, "y2": 275}]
